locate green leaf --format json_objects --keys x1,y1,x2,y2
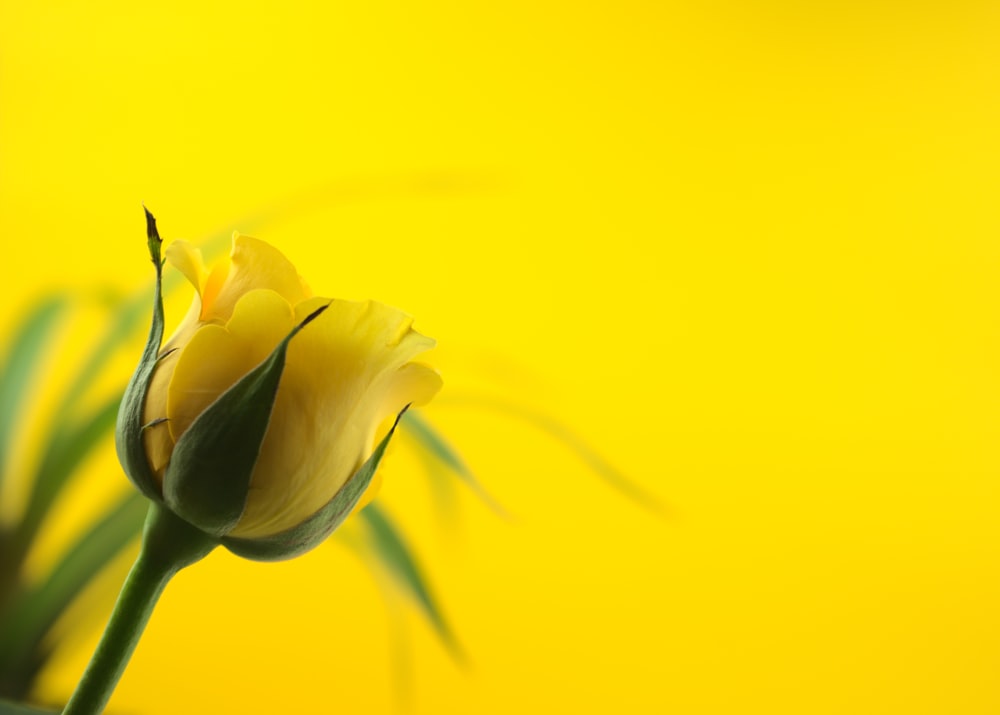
[
  {"x1": 359, "y1": 503, "x2": 461, "y2": 658},
  {"x1": 0, "y1": 295, "x2": 69, "y2": 490},
  {"x1": 400, "y1": 411, "x2": 472, "y2": 477},
  {"x1": 56, "y1": 292, "x2": 152, "y2": 421},
  {"x1": 0, "y1": 492, "x2": 147, "y2": 684},
  {"x1": 0, "y1": 699, "x2": 59, "y2": 714},
  {"x1": 114, "y1": 208, "x2": 167, "y2": 501},
  {"x1": 400, "y1": 410, "x2": 506, "y2": 516},
  {"x1": 335, "y1": 531, "x2": 416, "y2": 705},
  {"x1": 223, "y1": 407, "x2": 407, "y2": 561},
  {"x1": 11, "y1": 395, "x2": 122, "y2": 562},
  {"x1": 163, "y1": 304, "x2": 328, "y2": 536},
  {"x1": 525, "y1": 410, "x2": 665, "y2": 514},
  {"x1": 448, "y1": 396, "x2": 665, "y2": 515}
]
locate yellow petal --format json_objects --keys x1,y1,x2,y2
[
  {"x1": 381, "y1": 362, "x2": 442, "y2": 411},
  {"x1": 160, "y1": 285, "x2": 437, "y2": 539},
  {"x1": 165, "y1": 240, "x2": 209, "y2": 297},
  {"x1": 201, "y1": 234, "x2": 311, "y2": 323},
  {"x1": 229, "y1": 296, "x2": 437, "y2": 538},
  {"x1": 142, "y1": 349, "x2": 177, "y2": 481},
  {"x1": 349, "y1": 363, "x2": 442, "y2": 513},
  {"x1": 166, "y1": 290, "x2": 295, "y2": 443}
]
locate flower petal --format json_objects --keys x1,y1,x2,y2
[
  {"x1": 201, "y1": 234, "x2": 312, "y2": 323},
  {"x1": 349, "y1": 363, "x2": 442, "y2": 513},
  {"x1": 166, "y1": 290, "x2": 295, "y2": 444},
  {"x1": 229, "y1": 297, "x2": 438, "y2": 538},
  {"x1": 165, "y1": 240, "x2": 209, "y2": 297},
  {"x1": 150, "y1": 236, "x2": 314, "y2": 469},
  {"x1": 381, "y1": 362, "x2": 443, "y2": 412},
  {"x1": 142, "y1": 376, "x2": 174, "y2": 479}
]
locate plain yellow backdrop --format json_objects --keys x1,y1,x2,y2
[{"x1": 3, "y1": 1, "x2": 1000, "y2": 713}]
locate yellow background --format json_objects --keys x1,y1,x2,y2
[{"x1": 3, "y1": 1, "x2": 1000, "y2": 712}]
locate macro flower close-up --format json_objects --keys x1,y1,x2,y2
[
  {"x1": 35, "y1": 210, "x2": 445, "y2": 714},
  {"x1": 137, "y1": 226, "x2": 440, "y2": 543},
  {"x1": 5, "y1": 2, "x2": 1000, "y2": 714}
]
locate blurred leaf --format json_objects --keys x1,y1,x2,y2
[
  {"x1": 0, "y1": 295, "x2": 69, "y2": 491},
  {"x1": 55, "y1": 293, "x2": 150, "y2": 422},
  {"x1": 0, "y1": 699, "x2": 58, "y2": 714},
  {"x1": 359, "y1": 503, "x2": 462, "y2": 660},
  {"x1": 401, "y1": 410, "x2": 507, "y2": 517},
  {"x1": 444, "y1": 395, "x2": 666, "y2": 515},
  {"x1": 411, "y1": 439, "x2": 463, "y2": 524},
  {"x1": 0, "y1": 492, "x2": 146, "y2": 679},
  {"x1": 335, "y1": 524, "x2": 415, "y2": 707},
  {"x1": 12, "y1": 395, "x2": 122, "y2": 562},
  {"x1": 525, "y1": 409, "x2": 665, "y2": 514},
  {"x1": 400, "y1": 411, "x2": 473, "y2": 479}
]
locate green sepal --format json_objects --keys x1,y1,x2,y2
[
  {"x1": 222, "y1": 407, "x2": 407, "y2": 562},
  {"x1": 114, "y1": 207, "x2": 166, "y2": 501},
  {"x1": 162, "y1": 304, "x2": 329, "y2": 536}
]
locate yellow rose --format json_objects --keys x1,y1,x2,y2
[{"x1": 116, "y1": 213, "x2": 440, "y2": 559}]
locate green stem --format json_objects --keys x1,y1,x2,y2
[{"x1": 61, "y1": 503, "x2": 215, "y2": 715}]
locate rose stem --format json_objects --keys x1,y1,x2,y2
[{"x1": 62, "y1": 503, "x2": 215, "y2": 715}]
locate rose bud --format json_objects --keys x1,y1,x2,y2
[{"x1": 116, "y1": 209, "x2": 440, "y2": 560}]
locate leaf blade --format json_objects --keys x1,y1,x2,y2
[
  {"x1": 11, "y1": 395, "x2": 122, "y2": 561},
  {"x1": 359, "y1": 503, "x2": 461, "y2": 659},
  {"x1": 444, "y1": 395, "x2": 666, "y2": 515},
  {"x1": 0, "y1": 699, "x2": 59, "y2": 714},
  {"x1": 0, "y1": 295, "x2": 69, "y2": 491},
  {"x1": 401, "y1": 410, "x2": 507, "y2": 517},
  {"x1": 0, "y1": 493, "x2": 147, "y2": 683}
]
